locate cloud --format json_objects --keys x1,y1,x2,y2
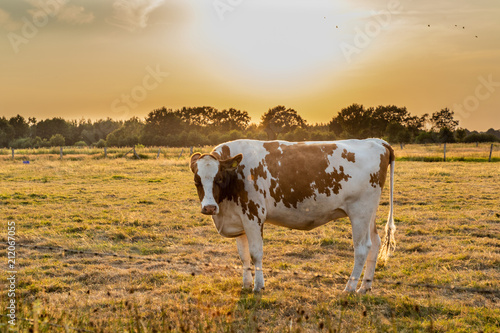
[
  {"x1": 107, "y1": 0, "x2": 165, "y2": 32},
  {"x1": 24, "y1": 0, "x2": 94, "y2": 25},
  {"x1": 0, "y1": 8, "x2": 22, "y2": 31},
  {"x1": 57, "y1": 5, "x2": 95, "y2": 25}
]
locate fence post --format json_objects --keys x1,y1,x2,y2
[
  {"x1": 476, "y1": 142, "x2": 479, "y2": 147},
  {"x1": 400, "y1": 143, "x2": 403, "y2": 150},
  {"x1": 190, "y1": 146, "x2": 194, "y2": 155},
  {"x1": 489, "y1": 143, "x2": 494, "y2": 162},
  {"x1": 11, "y1": 148, "x2": 14, "y2": 160},
  {"x1": 60, "y1": 147, "x2": 63, "y2": 159},
  {"x1": 443, "y1": 142, "x2": 446, "y2": 162},
  {"x1": 157, "y1": 148, "x2": 161, "y2": 159},
  {"x1": 104, "y1": 147, "x2": 107, "y2": 158},
  {"x1": 133, "y1": 147, "x2": 140, "y2": 159}
]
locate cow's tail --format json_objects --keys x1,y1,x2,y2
[{"x1": 379, "y1": 145, "x2": 396, "y2": 263}]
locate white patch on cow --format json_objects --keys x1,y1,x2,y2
[{"x1": 196, "y1": 157, "x2": 220, "y2": 213}]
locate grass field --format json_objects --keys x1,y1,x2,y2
[{"x1": 1, "y1": 150, "x2": 499, "y2": 332}]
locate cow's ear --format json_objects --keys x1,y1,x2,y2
[
  {"x1": 221, "y1": 154, "x2": 243, "y2": 172},
  {"x1": 190, "y1": 153, "x2": 202, "y2": 173}
]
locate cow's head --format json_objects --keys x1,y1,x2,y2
[{"x1": 190, "y1": 153, "x2": 243, "y2": 215}]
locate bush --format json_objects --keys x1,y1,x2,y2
[
  {"x1": 49, "y1": 134, "x2": 65, "y2": 147},
  {"x1": 32, "y1": 136, "x2": 43, "y2": 148},
  {"x1": 9, "y1": 137, "x2": 32, "y2": 148},
  {"x1": 246, "y1": 130, "x2": 267, "y2": 141},
  {"x1": 74, "y1": 141, "x2": 87, "y2": 147},
  {"x1": 455, "y1": 128, "x2": 468, "y2": 142},
  {"x1": 227, "y1": 130, "x2": 245, "y2": 141},
  {"x1": 438, "y1": 127, "x2": 456, "y2": 143},
  {"x1": 284, "y1": 128, "x2": 309, "y2": 142},
  {"x1": 96, "y1": 139, "x2": 107, "y2": 148},
  {"x1": 309, "y1": 130, "x2": 336, "y2": 141},
  {"x1": 207, "y1": 132, "x2": 222, "y2": 145},
  {"x1": 186, "y1": 131, "x2": 208, "y2": 147},
  {"x1": 463, "y1": 133, "x2": 499, "y2": 143},
  {"x1": 415, "y1": 131, "x2": 438, "y2": 144},
  {"x1": 397, "y1": 129, "x2": 412, "y2": 144}
]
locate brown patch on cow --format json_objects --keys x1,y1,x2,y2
[
  {"x1": 190, "y1": 153, "x2": 201, "y2": 173},
  {"x1": 369, "y1": 144, "x2": 393, "y2": 189},
  {"x1": 382, "y1": 142, "x2": 395, "y2": 163},
  {"x1": 250, "y1": 162, "x2": 267, "y2": 193},
  {"x1": 341, "y1": 149, "x2": 356, "y2": 163},
  {"x1": 212, "y1": 145, "x2": 231, "y2": 160},
  {"x1": 262, "y1": 142, "x2": 350, "y2": 209},
  {"x1": 193, "y1": 173, "x2": 205, "y2": 202},
  {"x1": 247, "y1": 200, "x2": 261, "y2": 224}
]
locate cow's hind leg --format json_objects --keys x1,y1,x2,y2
[
  {"x1": 344, "y1": 208, "x2": 373, "y2": 293},
  {"x1": 357, "y1": 211, "x2": 381, "y2": 293},
  {"x1": 236, "y1": 234, "x2": 253, "y2": 290}
]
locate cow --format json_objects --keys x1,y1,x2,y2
[{"x1": 189, "y1": 139, "x2": 395, "y2": 293}]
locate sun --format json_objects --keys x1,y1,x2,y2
[{"x1": 197, "y1": 2, "x2": 351, "y2": 89}]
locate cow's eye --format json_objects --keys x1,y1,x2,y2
[{"x1": 215, "y1": 177, "x2": 223, "y2": 185}]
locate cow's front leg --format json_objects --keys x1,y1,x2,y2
[
  {"x1": 244, "y1": 222, "x2": 265, "y2": 292},
  {"x1": 236, "y1": 234, "x2": 252, "y2": 290}
]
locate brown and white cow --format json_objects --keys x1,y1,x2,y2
[{"x1": 190, "y1": 139, "x2": 395, "y2": 293}]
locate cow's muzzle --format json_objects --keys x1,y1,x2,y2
[{"x1": 201, "y1": 205, "x2": 218, "y2": 215}]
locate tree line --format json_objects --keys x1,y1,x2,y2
[{"x1": 1, "y1": 105, "x2": 498, "y2": 148}]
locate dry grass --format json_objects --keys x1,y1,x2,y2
[{"x1": 0, "y1": 156, "x2": 499, "y2": 332}]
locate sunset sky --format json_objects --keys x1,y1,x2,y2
[{"x1": 1, "y1": 0, "x2": 499, "y2": 130}]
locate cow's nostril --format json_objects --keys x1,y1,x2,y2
[{"x1": 201, "y1": 205, "x2": 217, "y2": 215}]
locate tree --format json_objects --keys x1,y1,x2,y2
[
  {"x1": 438, "y1": 127, "x2": 456, "y2": 143},
  {"x1": 176, "y1": 106, "x2": 217, "y2": 129},
  {"x1": 28, "y1": 117, "x2": 37, "y2": 138},
  {"x1": 212, "y1": 108, "x2": 250, "y2": 131},
  {"x1": 0, "y1": 117, "x2": 15, "y2": 147},
  {"x1": 404, "y1": 114, "x2": 428, "y2": 137},
  {"x1": 106, "y1": 117, "x2": 144, "y2": 147},
  {"x1": 49, "y1": 134, "x2": 65, "y2": 147},
  {"x1": 36, "y1": 118, "x2": 71, "y2": 140},
  {"x1": 260, "y1": 106, "x2": 306, "y2": 140},
  {"x1": 386, "y1": 122, "x2": 406, "y2": 143},
  {"x1": 328, "y1": 104, "x2": 373, "y2": 138},
  {"x1": 454, "y1": 128, "x2": 468, "y2": 142},
  {"x1": 328, "y1": 118, "x2": 343, "y2": 136},
  {"x1": 431, "y1": 108, "x2": 459, "y2": 132},
  {"x1": 142, "y1": 107, "x2": 184, "y2": 146},
  {"x1": 371, "y1": 105, "x2": 409, "y2": 137},
  {"x1": 9, "y1": 115, "x2": 29, "y2": 139}
]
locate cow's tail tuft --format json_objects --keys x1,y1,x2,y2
[{"x1": 379, "y1": 151, "x2": 396, "y2": 263}]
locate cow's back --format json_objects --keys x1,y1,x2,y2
[{"x1": 212, "y1": 139, "x2": 392, "y2": 229}]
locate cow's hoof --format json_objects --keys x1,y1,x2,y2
[
  {"x1": 253, "y1": 287, "x2": 265, "y2": 293},
  {"x1": 343, "y1": 287, "x2": 356, "y2": 293},
  {"x1": 357, "y1": 287, "x2": 371, "y2": 294},
  {"x1": 241, "y1": 287, "x2": 253, "y2": 294}
]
